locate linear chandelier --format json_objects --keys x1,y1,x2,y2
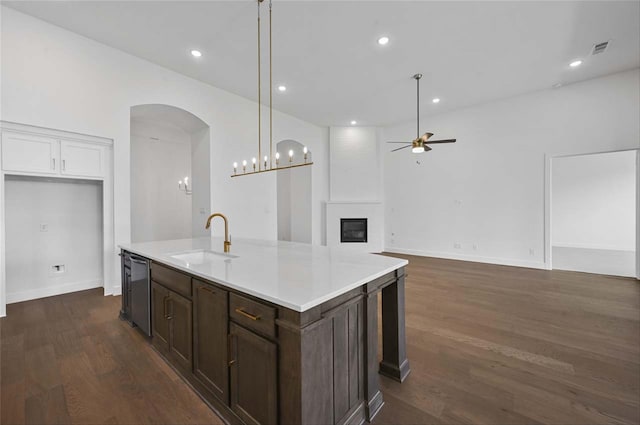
[{"x1": 231, "y1": 0, "x2": 313, "y2": 178}]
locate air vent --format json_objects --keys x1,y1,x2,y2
[{"x1": 591, "y1": 40, "x2": 611, "y2": 55}]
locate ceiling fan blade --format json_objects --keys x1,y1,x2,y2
[
  {"x1": 390, "y1": 145, "x2": 412, "y2": 152},
  {"x1": 420, "y1": 132, "x2": 434, "y2": 142},
  {"x1": 425, "y1": 139, "x2": 456, "y2": 144},
  {"x1": 386, "y1": 141, "x2": 411, "y2": 144},
  {"x1": 424, "y1": 145, "x2": 433, "y2": 152}
]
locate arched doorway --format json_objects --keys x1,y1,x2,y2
[
  {"x1": 130, "y1": 104, "x2": 210, "y2": 242},
  {"x1": 276, "y1": 140, "x2": 312, "y2": 243}
]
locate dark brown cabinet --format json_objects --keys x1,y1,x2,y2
[
  {"x1": 229, "y1": 322, "x2": 278, "y2": 425},
  {"x1": 151, "y1": 281, "x2": 192, "y2": 373},
  {"x1": 193, "y1": 280, "x2": 229, "y2": 403}
]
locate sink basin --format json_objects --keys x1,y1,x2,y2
[{"x1": 169, "y1": 249, "x2": 238, "y2": 265}]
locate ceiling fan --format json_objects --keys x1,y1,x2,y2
[{"x1": 387, "y1": 74, "x2": 456, "y2": 153}]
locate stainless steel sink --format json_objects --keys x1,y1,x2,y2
[{"x1": 169, "y1": 249, "x2": 238, "y2": 265}]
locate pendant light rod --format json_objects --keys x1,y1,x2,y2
[
  {"x1": 257, "y1": 0, "x2": 263, "y2": 170},
  {"x1": 413, "y1": 73, "x2": 422, "y2": 139},
  {"x1": 269, "y1": 0, "x2": 273, "y2": 169}
]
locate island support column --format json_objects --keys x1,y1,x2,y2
[
  {"x1": 363, "y1": 267, "x2": 410, "y2": 422},
  {"x1": 379, "y1": 271, "x2": 411, "y2": 382}
]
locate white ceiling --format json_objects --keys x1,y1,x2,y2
[{"x1": 3, "y1": 1, "x2": 639, "y2": 127}]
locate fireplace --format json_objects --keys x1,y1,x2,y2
[{"x1": 340, "y1": 218, "x2": 368, "y2": 243}]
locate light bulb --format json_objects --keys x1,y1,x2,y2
[
  {"x1": 289, "y1": 150, "x2": 293, "y2": 157},
  {"x1": 184, "y1": 177, "x2": 188, "y2": 183},
  {"x1": 233, "y1": 162, "x2": 238, "y2": 168},
  {"x1": 242, "y1": 160, "x2": 247, "y2": 166},
  {"x1": 275, "y1": 152, "x2": 280, "y2": 159},
  {"x1": 252, "y1": 157, "x2": 256, "y2": 164},
  {"x1": 412, "y1": 146, "x2": 425, "y2": 154},
  {"x1": 178, "y1": 180, "x2": 182, "y2": 185},
  {"x1": 303, "y1": 146, "x2": 308, "y2": 154}
]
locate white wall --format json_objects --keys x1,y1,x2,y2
[
  {"x1": 330, "y1": 127, "x2": 380, "y2": 201},
  {"x1": 552, "y1": 150, "x2": 636, "y2": 251},
  {"x1": 4, "y1": 176, "x2": 103, "y2": 302},
  {"x1": 0, "y1": 6, "x2": 329, "y2": 296},
  {"x1": 192, "y1": 127, "x2": 211, "y2": 237},
  {"x1": 383, "y1": 69, "x2": 640, "y2": 269},
  {"x1": 276, "y1": 140, "x2": 312, "y2": 243},
  {"x1": 130, "y1": 118, "x2": 192, "y2": 242}
]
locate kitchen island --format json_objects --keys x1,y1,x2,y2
[{"x1": 119, "y1": 237, "x2": 410, "y2": 425}]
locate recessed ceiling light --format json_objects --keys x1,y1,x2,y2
[
  {"x1": 377, "y1": 36, "x2": 390, "y2": 46},
  {"x1": 432, "y1": 98, "x2": 440, "y2": 104},
  {"x1": 278, "y1": 85, "x2": 287, "y2": 92},
  {"x1": 350, "y1": 120, "x2": 357, "y2": 125},
  {"x1": 190, "y1": 50, "x2": 202, "y2": 58},
  {"x1": 569, "y1": 60, "x2": 582, "y2": 68}
]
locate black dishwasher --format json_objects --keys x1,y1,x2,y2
[{"x1": 121, "y1": 251, "x2": 151, "y2": 337}]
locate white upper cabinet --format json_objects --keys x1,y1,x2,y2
[
  {"x1": 60, "y1": 140, "x2": 105, "y2": 178},
  {"x1": 1, "y1": 131, "x2": 59, "y2": 175},
  {"x1": 1, "y1": 129, "x2": 108, "y2": 179}
]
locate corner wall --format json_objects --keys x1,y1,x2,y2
[{"x1": 383, "y1": 69, "x2": 640, "y2": 269}]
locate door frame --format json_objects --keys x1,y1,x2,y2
[{"x1": 544, "y1": 147, "x2": 640, "y2": 279}]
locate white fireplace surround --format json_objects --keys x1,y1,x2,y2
[{"x1": 326, "y1": 201, "x2": 383, "y2": 253}]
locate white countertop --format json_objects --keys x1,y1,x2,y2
[{"x1": 119, "y1": 237, "x2": 407, "y2": 312}]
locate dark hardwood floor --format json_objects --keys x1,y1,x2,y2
[{"x1": 1, "y1": 255, "x2": 639, "y2": 425}]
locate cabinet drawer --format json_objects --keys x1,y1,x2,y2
[
  {"x1": 229, "y1": 293, "x2": 276, "y2": 339},
  {"x1": 151, "y1": 262, "x2": 191, "y2": 299}
]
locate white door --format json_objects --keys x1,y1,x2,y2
[
  {"x1": 60, "y1": 140, "x2": 105, "y2": 178},
  {"x1": 1, "y1": 131, "x2": 59, "y2": 175}
]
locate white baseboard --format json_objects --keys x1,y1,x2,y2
[
  {"x1": 6, "y1": 279, "x2": 103, "y2": 304},
  {"x1": 384, "y1": 247, "x2": 548, "y2": 270},
  {"x1": 112, "y1": 285, "x2": 122, "y2": 296}
]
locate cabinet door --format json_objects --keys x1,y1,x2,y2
[
  {"x1": 193, "y1": 282, "x2": 229, "y2": 403},
  {"x1": 60, "y1": 140, "x2": 105, "y2": 177},
  {"x1": 169, "y1": 292, "x2": 193, "y2": 372},
  {"x1": 151, "y1": 282, "x2": 170, "y2": 352},
  {"x1": 1, "y1": 131, "x2": 58, "y2": 174},
  {"x1": 230, "y1": 323, "x2": 277, "y2": 425}
]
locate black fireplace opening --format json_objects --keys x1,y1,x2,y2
[{"x1": 340, "y1": 218, "x2": 368, "y2": 243}]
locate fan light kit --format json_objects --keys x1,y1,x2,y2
[
  {"x1": 387, "y1": 74, "x2": 457, "y2": 154},
  {"x1": 569, "y1": 60, "x2": 582, "y2": 67},
  {"x1": 190, "y1": 50, "x2": 202, "y2": 57},
  {"x1": 231, "y1": 0, "x2": 313, "y2": 178},
  {"x1": 377, "y1": 36, "x2": 390, "y2": 45}
]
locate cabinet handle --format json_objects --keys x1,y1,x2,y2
[
  {"x1": 166, "y1": 299, "x2": 173, "y2": 320},
  {"x1": 52, "y1": 158, "x2": 55, "y2": 170},
  {"x1": 62, "y1": 159, "x2": 66, "y2": 171},
  {"x1": 234, "y1": 308, "x2": 261, "y2": 321},
  {"x1": 228, "y1": 334, "x2": 236, "y2": 366},
  {"x1": 163, "y1": 296, "x2": 170, "y2": 319},
  {"x1": 199, "y1": 285, "x2": 215, "y2": 294}
]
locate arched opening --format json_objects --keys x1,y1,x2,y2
[
  {"x1": 276, "y1": 140, "x2": 312, "y2": 243},
  {"x1": 130, "y1": 104, "x2": 210, "y2": 242}
]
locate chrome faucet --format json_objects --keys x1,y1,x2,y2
[{"x1": 205, "y1": 213, "x2": 231, "y2": 253}]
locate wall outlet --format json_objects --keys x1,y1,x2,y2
[
  {"x1": 529, "y1": 248, "x2": 535, "y2": 256},
  {"x1": 472, "y1": 243, "x2": 479, "y2": 251},
  {"x1": 40, "y1": 223, "x2": 48, "y2": 232},
  {"x1": 199, "y1": 208, "x2": 206, "y2": 214},
  {"x1": 454, "y1": 242, "x2": 461, "y2": 249}
]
